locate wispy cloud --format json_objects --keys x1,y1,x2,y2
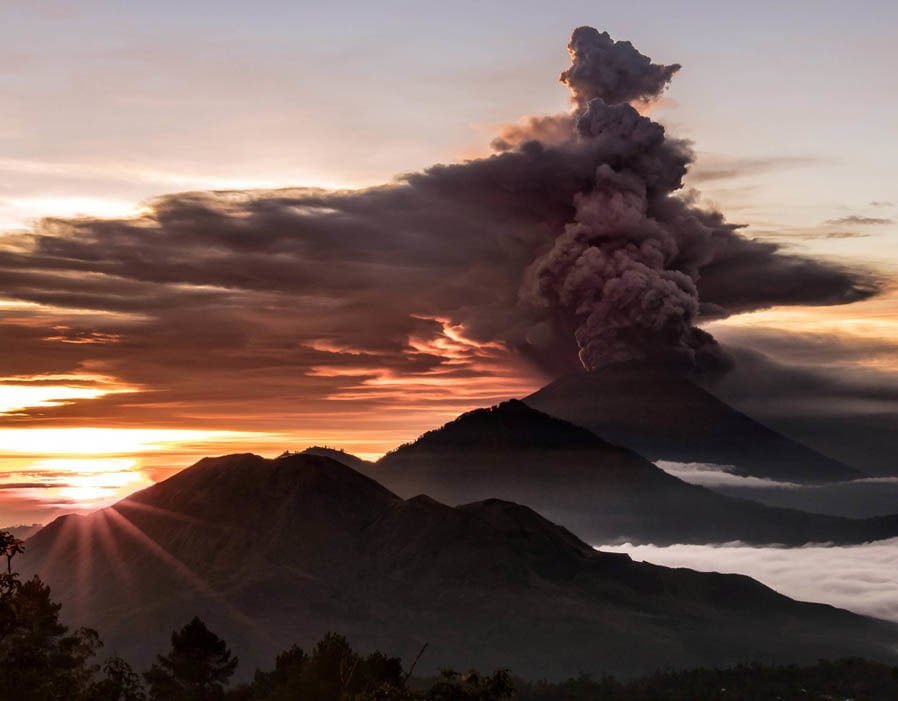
[
  {"x1": 824, "y1": 215, "x2": 894, "y2": 226},
  {"x1": 656, "y1": 461, "x2": 802, "y2": 488},
  {"x1": 687, "y1": 154, "x2": 820, "y2": 184}
]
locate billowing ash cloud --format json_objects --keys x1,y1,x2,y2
[
  {"x1": 519, "y1": 95, "x2": 729, "y2": 371},
  {"x1": 505, "y1": 29, "x2": 875, "y2": 372},
  {"x1": 560, "y1": 26, "x2": 681, "y2": 108},
  {"x1": 0, "y1": 26, "x2": 880, "y2": 416}
]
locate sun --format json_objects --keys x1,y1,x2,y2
[
  {"x1": 0, "y1": 428, "x2": 284, "y2": 519},
  {"x1": 5, "y1": 458, "x2": 151, "y2": 512}
]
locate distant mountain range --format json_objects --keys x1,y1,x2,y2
[
  {"x1": 1, "y1": 523, "x2": 42, "y2": 540},
  {"x1": 20, "y1": 453, "x2": 898, "y2": 679},
  {"x1": 354, "y1": 401, "x2": 898, "y2": 546},
  {"x1": 525, "y1": 362, "x2": 861, "y2": 483}
]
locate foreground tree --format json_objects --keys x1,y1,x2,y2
[
  {"x1": 1, "y1": 530, "x2": 25, "y2": 575},
  {"x1": 426, "y1": 669, "x2": 514, "y2": 701},
  {"x1": 0, "y1": 530, "x2": 106, "y2": 700},
  {"x1": 240, "y1": 632, "x2": 406, "y2": 700},
  {"x1": 90, "y1": 655, "x2": 147, "y2": 701},
  {"x1": 0, "y1": 531, "x2": 22, "y2": 642},
  {"x1": 145, "y1": 616, "x2": 238, "y2": 701},
  {"x1": 232, "y1": 632, "x2": 520, "y2": 701}
]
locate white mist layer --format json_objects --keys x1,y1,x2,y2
[
  {"x1": 657, "y1": 462, "x2": 898, "y2": 518},
  {"x1": 656, "y1": 461, "x2": 801, "y2": 488},
  {"x1": 597, "y1": 539, "x2": 898, "y2": 623}
]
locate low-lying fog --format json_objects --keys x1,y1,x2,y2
[
  {"x1": 658, "y1": 461, "x2": 898, "y2": 518},
  {"x1": 599, "y1": 538, "x2": 898, "y2": 623}
]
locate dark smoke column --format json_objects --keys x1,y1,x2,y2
[
  {"x1": 560, "y1": 26, "x2": 681, "y2": 109},
  {"x1": 520, "y1": 26, "x2": 730, "y2": 374}
]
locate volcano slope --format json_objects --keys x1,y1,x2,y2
[
  {"x1": 20, "y1": 452, "x2": 898, "y2": 679},
  {"x1": 370, "y1": 401, "x2": 898, "y2": 545},
  {"x1": 525, "y1": 362, "x2": 861, "y2": 484}
]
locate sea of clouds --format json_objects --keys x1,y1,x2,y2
[{"x1": 599, "y1": 538, "x2": 898, "y2": 623}]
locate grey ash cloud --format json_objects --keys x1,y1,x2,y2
[
  {"x1": 560, "y1": 26, "x2": 680, "y2": 108},
  {"x1": 0, "y1": 26, "x2": 883, "y2": 418}
]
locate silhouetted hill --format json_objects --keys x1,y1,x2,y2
[
  {"x1": 371, "y1": 401, "x2": 898, "y2": 545},
  {"x1": 390, "y1": 400, "x2": 606, "y2": 452},
  {"x1": 525, "y1": 362, "x2": 860, "y2": 483},
  {"x1": 20, "y1": 453, "x2": 898, "y2": 679},
  {"x1": 300, "y1": 446, "x2": 374, "y2": 473}
]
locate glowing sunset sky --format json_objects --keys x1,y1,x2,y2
[{"x1": 1, "y1": 1, "x2": 897, "y2": 524}]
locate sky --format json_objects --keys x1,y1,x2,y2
[{"x1": 1, "y1": 1, "x2": 898, "y2": 524}]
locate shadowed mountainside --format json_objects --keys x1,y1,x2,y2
[
  {"x1": 20, "y1": 453, "x2": 898, "y2": 679},
  {"x1": 369, "y1": 400, "x2": 898, "y2": 546},
  {"x1": 525, "y1": 362, "x2": 861, "y2": 484},
  {"x1": 301, "y1": 446, "x2": 374, "y2": 473}
]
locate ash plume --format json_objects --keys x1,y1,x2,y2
[
  {"x1": 560, "y1": 26, "x2": 681, "y2": 109},
  {"x1": 518, "y1": 31, "x2": 738, "y2": 372},
  {"x1": 0, "y1": 26, "x2": 879, "y2": 420}
]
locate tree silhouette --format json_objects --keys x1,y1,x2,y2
[
  {"x1": 0, "y1": 530, "x2": 25, "y2": 575},
  {"x1": 303, "y1": 632, "x2": 405, "y2": 699},
  {"x1": 0, "y1": 574, "x2": 102, "y2": 700},
  {"x1": 144, "y1": 616, "x2": 238, "y2": 701},
  {"x1": 237, "y1": 632, "x2": 407, "y2": 700},
  {"x1": 426, "y1": 669, "x2": 514, "y2": 701},
  {"x1": 90, "y1": 655, "x2": 146, "y2": 701},
  {"x1": 0, "y1": 529, "x2": 25, "y2": 642},
  {"x1": 0, "y1": 528, "x2": 149, "y2": 700}
]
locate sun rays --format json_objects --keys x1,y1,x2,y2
[{"x1": 26, "y1": 497, "x2": 275, "y2": 649}]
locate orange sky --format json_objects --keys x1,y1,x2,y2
[
  {"x1": 0, "y1": 305, "x2": 546, "y2": 523},
  {"x1": 6, "y1": 286, "x2": 898, "y2": 525}
]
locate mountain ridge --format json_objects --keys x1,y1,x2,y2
[
  {"x1": 20, "y1": 452, "x2": 898, "y2": 680},
  {"x1": 367, "y1": 400, "x2": 898, "y2": 545}
]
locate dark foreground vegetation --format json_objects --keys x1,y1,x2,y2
[{"x1": 3, "y1": 530, "x2": 898, "y2": 700}]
